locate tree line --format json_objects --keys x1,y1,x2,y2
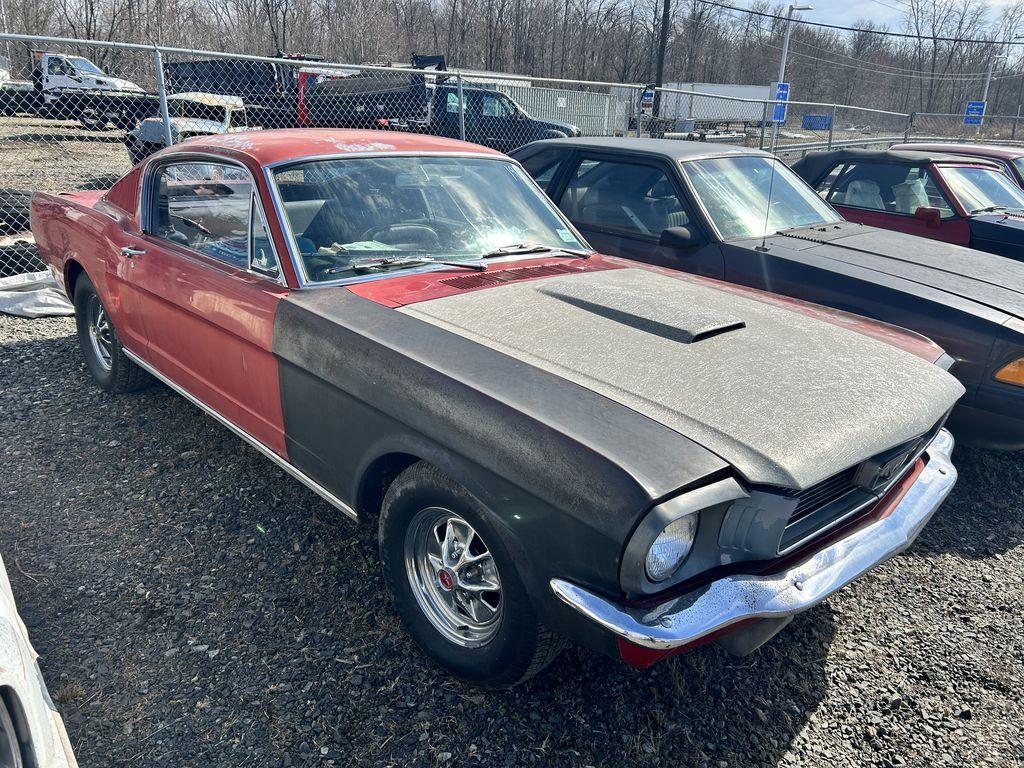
[{"x1": 2, "y1": 0, "x2": 1024, "y2": 115}]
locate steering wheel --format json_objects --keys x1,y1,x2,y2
[{"x1": 361, "y1": 222, "x2": 442, "y2": 249}]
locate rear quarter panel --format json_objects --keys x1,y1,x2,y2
[{"x1": 31, "y1": 190, "x2": 149, "y2": 352}]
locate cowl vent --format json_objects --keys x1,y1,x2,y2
[{"x1": 440, "y1": 263, "x2": 582, "y2": 290}]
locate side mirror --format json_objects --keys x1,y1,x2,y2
[
  {"x1": 914, "y1": 206, "x2": 942, "y2": 228},
  {"x1": 659, "y1": 225, "x2": 697, "y2": 250}
]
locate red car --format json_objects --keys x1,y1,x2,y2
[
  {"x1": 31, "y1": 130, "x2": 963, "y2": 687},
  {"x1": 791, "y1": 148, "x2": 1024, "y2": 259},
  {"x1": 891, "y1": 142, "x2": 1024, "y2": 189}
]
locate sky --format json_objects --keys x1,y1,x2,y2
[{"x1": 786, "y1": 0, "x2": 1016, "y2": 30}]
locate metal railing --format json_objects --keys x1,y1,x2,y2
[{"x1": 2, "y1": 31, "x2": 1023, "y2": 279}]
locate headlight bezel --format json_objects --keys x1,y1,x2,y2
[{"x1": 620, "y1": 477, "x2": 747, "y2": 595}]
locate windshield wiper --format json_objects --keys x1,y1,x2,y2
[
  {"x1": 340, "y1": 255, "x2": 486, "y2": 274},
  {"x1": 971, "y1": 205, "x2": 1008, "y2": 214},
  {"x1": 479, "y1": 242, "x2": 591, "y2": 259}
]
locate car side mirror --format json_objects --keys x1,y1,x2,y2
[
  {"x1": 914, "y1": 206, "x2": 942, "y2": 228},
  {"x1": 659, "y1": 225, "x2": 697, "y2": 250}
]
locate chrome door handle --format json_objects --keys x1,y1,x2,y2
[{"x1": 120, "y1": 246, "x2": 146, "y2": 258}]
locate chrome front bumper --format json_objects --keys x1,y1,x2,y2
[{"x1": 550, "y1": 428, "x2": 957, "y2": 651}]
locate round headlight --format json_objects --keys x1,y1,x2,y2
[{"x1": 644, "y1": 515, "x2": 697, "y2": 582}]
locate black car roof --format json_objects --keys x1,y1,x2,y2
[
  {"x1": 511, "y1": 137, "x2": 769, "y2": 162},
  {"x1": 791, "y1": 147, "x2": 1002, "y2": 184}
]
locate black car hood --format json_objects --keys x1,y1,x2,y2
[
  {"x1": 532, "y1": 117, "x2": 579, "y2": 136},
  {"x1": 771, "y1": 222, "x2": 1024, "y2": 320},
  {"x1": 969, "y1": 212, "x2": 1024, "y2": 259}
]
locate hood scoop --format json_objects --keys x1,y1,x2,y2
[{"x1": 539, "y1": 287, "x2": 745, "y2": 345}]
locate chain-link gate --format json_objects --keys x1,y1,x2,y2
[{"x1": 3, "y1": 31, "x2": 1024, "y2": 283}]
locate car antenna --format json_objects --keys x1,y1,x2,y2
[{"x1": 755, "y1": 156, "x2": 780, "y2": 253}]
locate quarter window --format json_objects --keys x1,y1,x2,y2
[
  {"x1": 149, "y1": 161, "x2": 279, "y2": 277},
  {"x1": 519, "y1": 149, "x2": 567, "y2": 193},
  {"x1": 560, "y1": 158, "x2": 694, "y2": 237},
  {"x1": 822, "y1": 162, "x2": 955, "y2": 218}
]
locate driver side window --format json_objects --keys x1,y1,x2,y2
[{"x1": 149, "y1": 161, "x2": 280, "y2": 278}]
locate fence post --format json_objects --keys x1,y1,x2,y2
[
  {"x1": 758, "y1": 101, "x2": 768, "y2": 150},
  {"x1": 456, "y1": 73, "x2": 466, "y2": 141},
  {"x1": 1013, "y1": 105, "x2": 1021, "y2": 142},
  {"x1": 152, "y1": 45, "x2": 173, "y2": 148},
  {"x1": 904, "y1": 112, "x2": 914, "y2": 143},
  {"x1": 827, "y1": 104, "x2": 837, "y2": 150},
  {"x1": 634, "y1": 86, "x2": 642, "y2": 138}
]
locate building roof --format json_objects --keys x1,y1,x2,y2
[
  {"x1": 169, "y1": 128, "x2": 504, "y2": 166},
  {"x1": 513, "y1": 136, "x2": 770, "y2": 162}
]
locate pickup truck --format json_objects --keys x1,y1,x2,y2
[
  {"x1": 13, "y1": 51, "x2": 158, "y2": 130},
  {"x1": 163, "y1": 54, "x2": 579, "y2": 151}
]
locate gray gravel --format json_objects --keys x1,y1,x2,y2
[{"x1": 1, "y1": 314, "x2": 1022, "y2": 768}]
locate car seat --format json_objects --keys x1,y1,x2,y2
[
  {"x1": 840, "y1": 180, "x2": 885, "y2": 210},
  {"x1": 892, "y1": 178, "x2": 930, "y2": 214}
]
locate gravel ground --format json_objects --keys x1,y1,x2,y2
[
  {"x1": 0, "y1": 117, "x2": 130, "y2": 196},
  {"x1": 1, "y1": 314, "x2": 1022, "y2": 768}
]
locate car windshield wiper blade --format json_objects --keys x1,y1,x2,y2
[
  {"x1": 342, "y1": 255, "x2": 486, "y2": 274},
  {"x1": 970, "y1": 205, "x2": 1008, "y2": 214},
  {"x1": 479, "y1": 242, "x2": 591, "y2": 259}
]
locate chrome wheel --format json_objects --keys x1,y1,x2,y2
[
  {"x1": 404, "y1": 507, "x2": 503, "y2": 647},
  {"x1": 86, "y1": 294, "x2": 113, "y2": 371}
]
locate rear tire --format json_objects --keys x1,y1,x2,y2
[
  {"x1": 73, "y1": 273, "x2": 150, "y2": 393},
  {"x1": 378, "y1": 462, "x2": 564, "y2": 689},
  {"x1": 0, "y1": 698, "x2": 24, "y2": 768}
]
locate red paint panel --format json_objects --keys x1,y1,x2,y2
[
  {"x1": 347, "y1": 255, "x2": 623, "y2": 307},
  {"x1": 616, "y1": 619, "x2": 760, "y2": 668},
  {"x1": 158, "y1": 129, "x2": 504, "y2": 170},
  {"x1": 127, "y1": 236, "x2": 289, "y2": 456}
]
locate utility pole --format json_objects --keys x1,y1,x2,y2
[
  {"x1": 978, "y1": 35, "x2": 1023, "y2": 136},
  {"x1": 770, "y1": 4, "x2": 812, "y2": 151},
  {"x1": 652, "y1": 0, "x2": 671, "y2": 119}
]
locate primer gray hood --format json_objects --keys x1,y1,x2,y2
[{"x1": 400, "y1": 268, "x2": 964, "y2": 489}]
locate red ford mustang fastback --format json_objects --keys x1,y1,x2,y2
[{"x1": 31, "y1": 130, "x2": 963, "y2": 687}]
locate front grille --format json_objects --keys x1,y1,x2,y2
[
  {"x1": 774, "y1": 424, "x2": 939, "y2": 554},
  {"x1": 784, "y1": 465, "x2": 859, "y2": 527}
]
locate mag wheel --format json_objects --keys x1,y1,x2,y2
[
  {"x1": 73, "y1": 273, "x2": 150, "y2": 393},
  {"x1": 379, "y1": 462, "x2": 565, "y2": 688}
]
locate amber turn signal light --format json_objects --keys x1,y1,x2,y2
[{"x1": 995, "y1": 357, "x2": 1024, "y2": 387}]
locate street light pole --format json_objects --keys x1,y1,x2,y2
[{"x1": 770, "y1": 3, "x2": 812, "y2": 152}]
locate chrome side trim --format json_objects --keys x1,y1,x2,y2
[
  {"x1": 123, "y1": 348, "x2": 358, "y2": 521},
  {"x1": 551, "y1": 428, "x2": 956, "y2": 650}
]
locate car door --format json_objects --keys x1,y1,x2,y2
[
  {"x1": 815, "y1": 160, "x2": 968, "y2": 245},
  {"x1": 547, "y1": 153, "x2": 724, "y2": 278},
  {"x1": 477, "y1": 92, "x2": 519, "y2": 152},
  {"x1": 120, "y1": 158, "x2": 289, "y2": 455}
]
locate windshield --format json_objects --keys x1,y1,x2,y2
[
  {"x1": 1015, "y1": 158, "x2": 1024, "y2": 183},
  {"x1": 68, "y1": 57, "x2": 105, "y2": 76},
  {"x1": 940, "y1": 165, "x2": 1024, "y2": 212},
  {"x1": 682, "y1": 155, "x2": 842, "y2": 240},
  {"x1": 272, "y1": 156, "x2": 587, "y2": 282}
]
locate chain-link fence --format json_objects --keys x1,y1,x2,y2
[{"x1": 3, "y1": 31, "x2": 1024, "y2": 280}]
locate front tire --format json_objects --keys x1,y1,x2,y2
[
  {"x1": 73, "y1": 274, "x2": 149, "y2": 393},
  {"x1": 379, "y1": 462, "x2": 564, "y2": 688}
]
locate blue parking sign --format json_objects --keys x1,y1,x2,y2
[
  {"x1": 773, "y1": 82, "x2": 790, "y2": 123},
  {"x1": 964, "y1": 100, "x2": 985, "y2": 126}
]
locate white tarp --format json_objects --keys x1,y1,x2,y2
[{"x1": 0, "y1": 271, "x2": 74, "y2": 318}]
